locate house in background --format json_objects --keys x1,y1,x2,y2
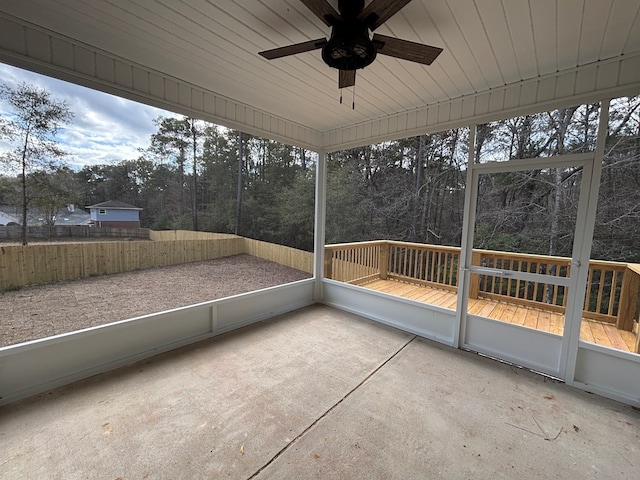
[
  {"x1": 53, "y1": 204, "x2": 92, "y2": 226},
  {"x1": 0, "y1": 204, "x2": 91, "y2": 226},
  {"x1": 0, "y1": 209, "x2": 20, "y2": 226},
  {"x1": 87, "y1": 200, "x2": 142, "y2": 228}
]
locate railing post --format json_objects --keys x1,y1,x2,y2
[
  {"x1": 617, "y1": 265, "x2": 640, "y2": 332},
  {"x1": 468, "y1": 250, "x2": 481, "y2": 299},
  {"x1": 324, "y1": 248, "x2": 333, "y2": 280},
  {"x1": 380, "y1": 243, "x2": 388, "y2": 280}
]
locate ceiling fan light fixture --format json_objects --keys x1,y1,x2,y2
[{"x1": 321, "y1": 25, "x2": 376, "y2": 70}]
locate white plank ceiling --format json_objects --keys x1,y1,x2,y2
[{"x1": 1, "y1": 0, "x2": 640, "y2": 151}]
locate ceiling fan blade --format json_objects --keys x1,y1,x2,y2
[
  {"x1": 299, "y1": 0, "x2": 340, "y2": 27},
  {"x1": 359, "y1": 0, "x2": 413, "y2": 31},
  {"x1": 259, "y1": 38, "x2": 327, "y2": 60},
  {"x1": 339, "y1": 69, "x2": 356, "y2": 88},
  {"x1": 373, "y1": 34, "x2": 443, "y2": 65}
]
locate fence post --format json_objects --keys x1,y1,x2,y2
[
  {"x1": 379, "y1": 243, "x2": 388, "y2": 280},
  {"x1": 468, "y1": 250, "x2": 481, "y2": 299},
  {"x1": 617, "y1": 265, "x2": 640, "y2": 332}
]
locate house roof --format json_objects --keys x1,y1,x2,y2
[
  {"x1": 0, "y1": 209, "x2": 20, "y2": 225},
  {"x1": 53, "y1": 208, "x2": 91, "y2": 226},
  {"x1": 0, "y1": 205, "x2": 91, "y2": 225},
  {"x1": 1, "y1": 1, "x2": 639, "y2": 151},
  {"x1": 87, "y1": 200, "x2": 143, "y2": 211}
]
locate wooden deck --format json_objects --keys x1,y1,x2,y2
[{"x1": 363, "y1": 279, "x2": 638, "y2": 353}]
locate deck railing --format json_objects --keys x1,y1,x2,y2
[
  {"x1": 325, "y1": 241, "x2": 640, "y2": 350},
  {"x1": 323, "y1": 241, "x2": 382, "y2": 285},
  {"x1": 471, "y1": 250, "x2": 629, "y2": 324}
]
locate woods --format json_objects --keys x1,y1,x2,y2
[
  {"x1": 327, "y1": 98, "x2": 639, "y2": 263},
  {"x1": 1, "y1": 89, "x2": 638, "y2": 263}
]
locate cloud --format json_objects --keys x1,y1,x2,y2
[{"x1": 0, "y1": 63, "x2": 178, "y2": 170}]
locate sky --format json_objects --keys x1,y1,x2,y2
[{"x1": 0, "y1": 63, "x2": 178, "y2": 171}]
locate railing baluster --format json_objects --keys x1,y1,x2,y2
[
  {"x1": 595, "y1": 269, "x2": 605, "y2": 314},
  {"x1": 505, "y1": 259, "x2": 512, "y2": 297},
  {"x1": 608, "y1": 270, "x2": 618, "y2": 316},
  {"x1": 345, "y1": 249, "x2": 349, "y2": 281},
  {"x1": 515, "y1": 259, "x2": 523, "y2": 300},
  {"x1": 532, "y1": 262, "x2": 540, "y2": 302},
  {"x1": 584, "y1": 267, "x2": 594, "y2": 312},
  {"x1": 549, "y1": 262, "x2": 558, "y2": 305}
]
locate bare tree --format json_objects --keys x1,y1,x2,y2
[{"x1": 0, "y1": 83, "x2": 73, "y2": 244}]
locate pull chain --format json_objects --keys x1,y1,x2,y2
[
  {"x1": 352, "y1": 84, "x2": 355, "y2": 110},
  {"x1": 338, "y1": 86, "x2": 355, "y2": 109}
]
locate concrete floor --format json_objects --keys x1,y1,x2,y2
[{"x1": 1, "y1": 305, "x2": 638, "y2": 479}]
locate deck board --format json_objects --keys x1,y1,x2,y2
[
  {"x1": 523, "y1": 309, "x2": 539, "y2": 329},
  {"x1": 537, "y1": 311, "x2": 552, "y2": 333},
  {"x1": 360, "y1": 279, "x2": 637, "y2": 353}
]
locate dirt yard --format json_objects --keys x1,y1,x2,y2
[{"x1": 0, "y1": 254, "x2": 312, "y2": 347}]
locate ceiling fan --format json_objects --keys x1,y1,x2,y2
[{"x1": 259, "y1": 0, "x2": 443, "y2": 90}]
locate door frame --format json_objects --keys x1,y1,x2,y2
[{"x1": 454, "y1": 102, "x2": 609, "y2": 380}]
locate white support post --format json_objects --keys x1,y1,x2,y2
[
  {"x1": 454, "y1": 125, "x2": 477, "y2": 347},
  {"x1": 313, "y1": 150, "x2": 328, "y2": 302}
]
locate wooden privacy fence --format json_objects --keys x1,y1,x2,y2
[
  {"x1": 0, "y1": 231, "x2": 313, "y2": 290},
  {"x1": 324, "y1": 241, "x2": 640, "y2": 332},
  {"x1": 148, "y1": 230, "x2": 237, "y2": 241},
  {"x1": 244, "y1": 238, "x2": 314, "y2": 274}
]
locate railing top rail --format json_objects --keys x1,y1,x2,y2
[
  {"x1": 325, "y1": 240, "x2": 387, "y2": 249},
  {"x1": 473, "y1": 249, "x2": 572, "y2": 263},
  {"x1": 474, "y1": 249, "x2": 629, "y2": 269},
  {"x1": 325, "y1": 240, "x2": 461, "y2": 252},
  {"x1": 325, "y1": 240, "x2": 635, "y2": 270},
  {"x1": 587, "y1": 259, "x2": 635, "y2": 269},
  {"x1": 385, "y1": 240, "x2": 461, "y2": 253}
]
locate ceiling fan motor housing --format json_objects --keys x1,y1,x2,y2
[{"x1": 321, "y1": 22, "x2": 377, "y2": 70}]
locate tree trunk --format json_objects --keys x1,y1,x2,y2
[
  {"x1": 21, "y1": 131, "x2": 30, "y2": 246},
  {"x1": 191, "y1": 120, "x2": 198, "y2": 231},
  {"x1": 546, "y1": 107, "x2": 577, "y2": 303},
  {"x1": 299, "y1": 147, "x2": 306, "y2": 170},
  {"x1": 235, "y1": 132, "x2": 244, "y2": 235},
  {"x1": 414, "y1": 136, "x2": 426, "y2": 242},
  {"x1": 21, "y1": 169, "x2": 28, "y2": 245}
]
